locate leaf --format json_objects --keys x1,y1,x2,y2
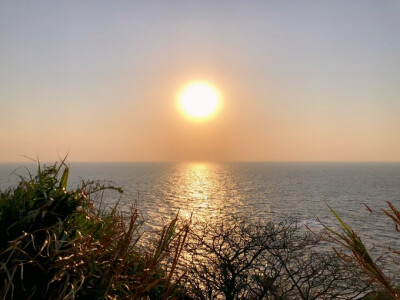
[
  {"x1": 60, "y1": 167, "x2": 69, "y2": 191},
  {"x1": 327, "y1": 205, "x2": 352, "y2": 236}
]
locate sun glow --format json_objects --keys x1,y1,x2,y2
[{"x1": 178, "y1": 82, "x2": 221, "y2": 120}]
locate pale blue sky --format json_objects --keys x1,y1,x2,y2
[{"x1": 1, "y1": 1, "x2": 399, "y2": 161}]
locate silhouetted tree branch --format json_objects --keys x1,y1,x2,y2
[{"x1": 182, "y1": 217, "x2": 371, "y2": 299}]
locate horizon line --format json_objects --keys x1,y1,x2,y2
[{"x1": 1, "y1": 160, "x2": 400, "y2": 164}]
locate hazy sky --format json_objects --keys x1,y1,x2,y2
[{"x1": 1, "y1": 1, "x2": 399, "y2": 162}]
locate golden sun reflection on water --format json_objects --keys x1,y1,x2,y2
[{"x1": 165, "y1": 163, "x2": 242, "y2": 223}]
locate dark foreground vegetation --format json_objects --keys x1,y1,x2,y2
[{"x1": 0, "y1": 162, "x2": 398, "y2": 299}]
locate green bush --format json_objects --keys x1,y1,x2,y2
[{"x1": 0, "y1": 162, "x2": 188, "y2": 299}]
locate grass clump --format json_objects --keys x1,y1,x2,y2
[
  {"x1": 0, "y1": 161, "x2": 188, "y2": 299},
  {"x1": 313, "y1": 204, "x2": 400, "y2": 299}
]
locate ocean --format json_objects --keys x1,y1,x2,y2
[{"x1": 1, "y1": 161, "x2": 400, "y2": 275}]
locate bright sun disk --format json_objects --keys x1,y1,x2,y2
[{"x1": 178, "y1": 82, "x2": 221, "y2": 120}]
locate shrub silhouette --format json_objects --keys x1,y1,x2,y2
[{"x1": 182, "y1": 218, "x2": 371, "y2": 300}]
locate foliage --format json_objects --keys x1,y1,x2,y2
[
  {"x1": 0, "y1": 161, "x2": 189, "y2": 299},
  {"x1": 314, "y1": 203, "x2": 400, "y2": 299},
  {"x1": 182, "y1": 217, "x2": 371, "y2": 300}
]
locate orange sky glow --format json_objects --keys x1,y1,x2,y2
[{"x1": 1, "y1": 1, "x2": 400, "y2": 162}]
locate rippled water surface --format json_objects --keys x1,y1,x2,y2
[{"x1": 1, "y1": 162, "x2": 400, "y2": 272}]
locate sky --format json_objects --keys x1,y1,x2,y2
[{"x1": 1, "y1": 1, "x2": 400, "y2": 162}]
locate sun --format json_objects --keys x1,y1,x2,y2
[{"x1": 178, "y1": 82, "x2": 221, "y2": 120}]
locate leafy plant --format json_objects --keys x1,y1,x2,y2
[{"x1": 0, "y1": 161, "x2": 189, "y2": 299}]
